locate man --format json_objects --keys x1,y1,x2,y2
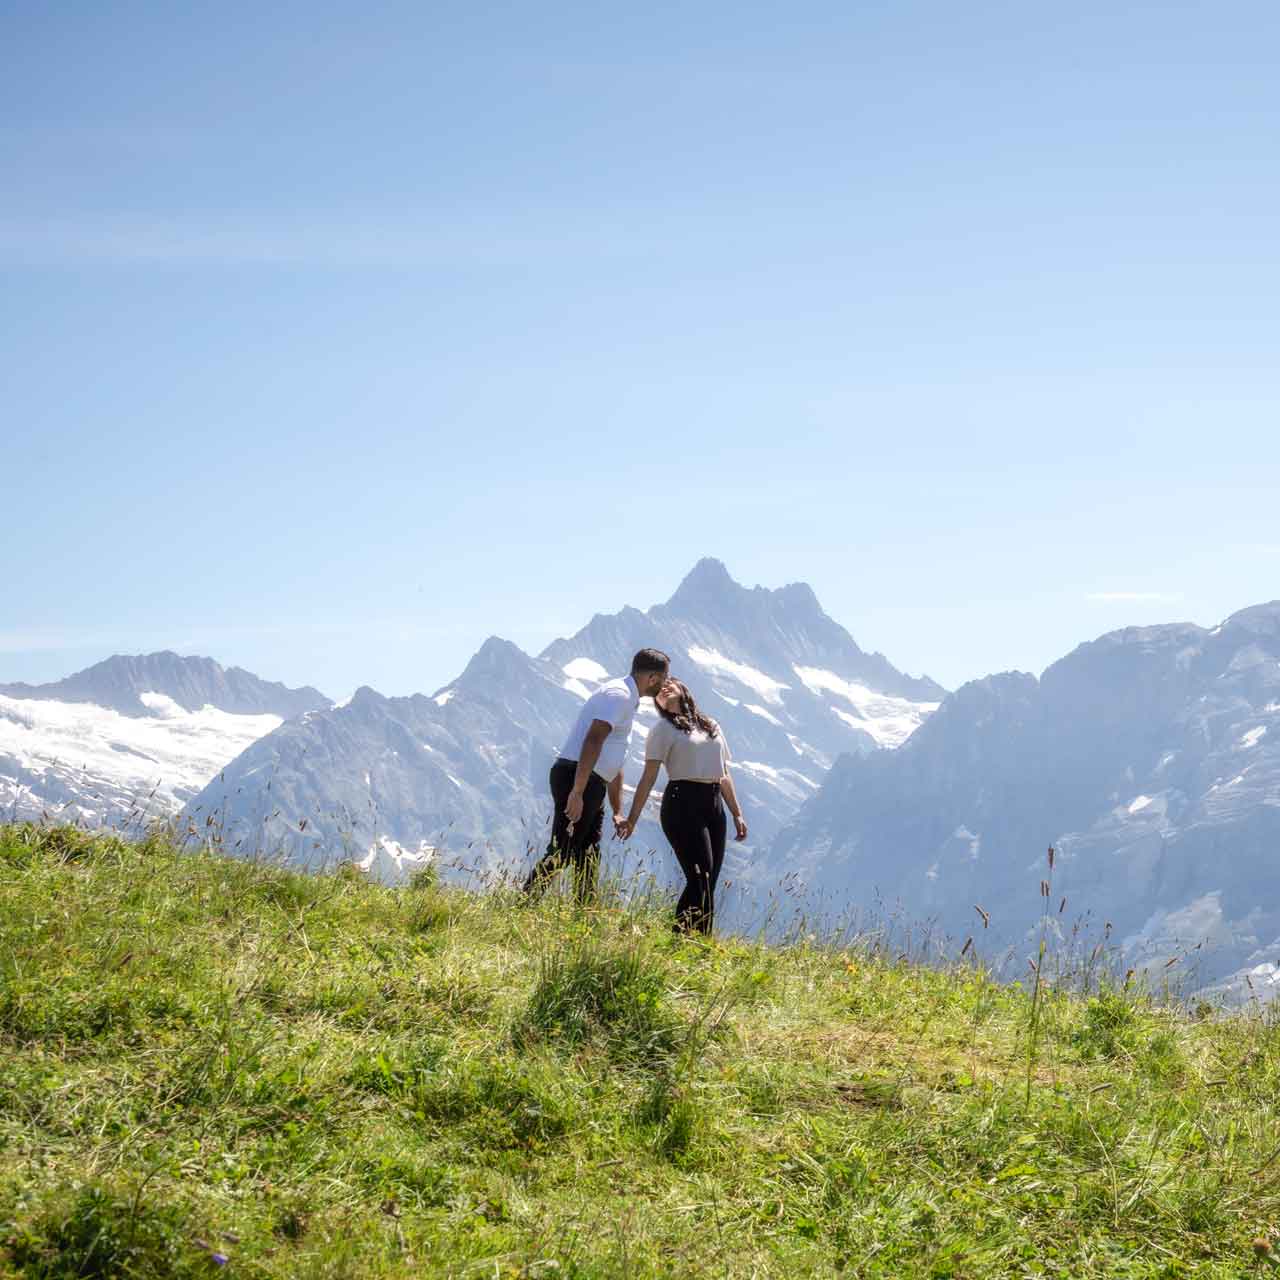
[{"x1": 523, "y1": 647, "x2": 670, "y2": 903}]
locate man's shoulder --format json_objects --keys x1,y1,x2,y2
[
  {"x1": 594, "y1": 677, "x2": 633, "y2": 702},
  {"x1": 585, "y1": 678, "x2": 632, "y2": 719}
]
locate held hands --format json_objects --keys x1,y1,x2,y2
[
  {"x1": 733, "y1": 813, "x2": 748, "y2": 842},
  {"x1": 612, "y1": 811, "x2": 630, "y2": 840}
]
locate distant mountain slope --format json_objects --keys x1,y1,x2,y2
[
  {"x1": 194, "y1": 562, "x2": 944, "y2": 881},
  {"x1": 0, "y1": 652, "x2": 329, "y2": 719},
  {"x1": 193, "y1": 638, "x2": 580, "y2": 873},
  {"x1": 0, "y1": 654, "x2": 331, "y2": 825},
  {"x1": 767, "y1": 602, "x2": 1280, "y2": 1000}
]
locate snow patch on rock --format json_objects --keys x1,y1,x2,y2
[
  {"x1": 794, "y1": 666, "x2": 938, "y2": 748},
  {"x1": 0, "y1": 692, "x2": 282, "y2": 823},
  {"x1": 688, "y1": 647, "x2": 790, "y2": 706},
  {"x1": 562, "y1": 657, "x2": 610, "y2": 683},
  {"x1": 356, "y1": 835, "x2": 435, "y2": 886}
]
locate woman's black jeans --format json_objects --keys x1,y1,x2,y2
[{"x1": 660, "y1": 779, "x2": 727, "y2": 935}]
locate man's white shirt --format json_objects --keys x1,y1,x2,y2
[{"x1": 559, "y1": 675, "x2": 639, "y2": 783}]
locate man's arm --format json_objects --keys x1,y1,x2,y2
[{"x1": 565, "y1": 719, "x2": 612, "y2": 825}]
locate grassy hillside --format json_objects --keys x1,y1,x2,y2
[{"x1": 1, "y1": 824, "x2": 1278, "y2": 1278}]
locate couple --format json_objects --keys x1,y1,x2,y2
[{"x1": 522, "y1": 648, "x2": 748, "y2": 935}]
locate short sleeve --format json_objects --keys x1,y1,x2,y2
[
  {"x1": 719, "y1": 729, "x2": 731, "y2": 764},
  {"x1": 645, "y1": 719, "x2": 671, "y2": 763},
  {"x1": 588, "y1": 685, "x2": 629, "y2": 728}
]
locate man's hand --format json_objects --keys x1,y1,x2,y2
[
  {"x1": 612, "y1": 812, "x2": 628, "y2": 840},
  {"x1": 733, "y1": 814, "x2": 748, "y2": 842},
  {"x1": 564, "y1": 789, "x2": 585, "y2": 826}
]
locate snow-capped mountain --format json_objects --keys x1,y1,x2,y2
[
  {"x1": 767, "y1": 602, "x2": 1280, "y2": 1001},
  {"x1": 0, "y1": 653, "x2": 330, "y2": 825},
  {"x1": 191, "y1": 561, "x2": 943, "y2": 881}
]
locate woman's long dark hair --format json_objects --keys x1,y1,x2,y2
[{"x1": 657, "y1": 679, "x2": 719, "y2": 738}]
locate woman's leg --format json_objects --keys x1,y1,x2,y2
[
  {"x1": 703, "y1": 798, "x2": 728, "y2": 933},
  {"x1": 661, "y1": 784, "x2": 716, "y2": 935}
]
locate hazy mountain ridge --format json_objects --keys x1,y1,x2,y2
[
  {"x1": 768, "y1": 602, "x2": 1280, "y2": 1001},
  {"x1": 0, "y1": 652, "x2": 330, "y2": 720}
]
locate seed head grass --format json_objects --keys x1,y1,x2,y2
[{"x1": 1, "y1": 822, "x2": 1278, "y2": 1277}]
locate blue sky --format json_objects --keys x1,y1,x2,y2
[{"x1": 3, "y1": 0, "x2": 1278, "y2": 699}]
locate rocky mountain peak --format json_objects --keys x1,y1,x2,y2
[
  {"x1": 1222, "y1": 600, "x2": 1280, "y2": 638},
  {"x1": 667, "y1": 557, "x2": 740, "y2": 609},
  {"x1": 455, "y1": 636, "x2": 540, "y2": 690}
]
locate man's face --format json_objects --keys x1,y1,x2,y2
[{"x1": 639, "y1": 669, "x2": 669, "y2": 698}]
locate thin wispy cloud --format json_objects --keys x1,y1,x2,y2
[
  {"x1": 1085, "y1": 592, "x2": 1184, "y2": 604},
  {"x1": 0, "y1": 209, "x2": 744, "y2": 269},
  {"x1": 0, "y1": 620, "x2": 483, "y2": 657}
]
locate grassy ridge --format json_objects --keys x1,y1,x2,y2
[{"x1": 1, "y1": 824, "x2": 1278, "y2": 1278}]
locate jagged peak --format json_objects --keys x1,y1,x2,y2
[
  {"x1": 456, "y1": 636, "x2": 534, "y2": 686},
  {"x1": 667, "y1": 557, "x2": 739, "y2": 605},
  {"x1": 86, "y1": 651, "x2": 221, "y2": 675},
  {"x1": 775, "y1": 580, "x2": 823, "y2": 614}
]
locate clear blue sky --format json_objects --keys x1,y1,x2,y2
[{"x1": 3, "y1": 0, "x2": 1278, "y2": 700}]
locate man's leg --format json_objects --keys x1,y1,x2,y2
[
  {"x1": 523, "y1": 760, "x2": 576, "y2": 897},
  {"x1": 567, "y1": 772, "x2": 607, "y2": 904}
]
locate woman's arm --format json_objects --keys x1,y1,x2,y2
[
  {"x1": 608, "y1": 770, "x2": 626, "y2": 837},
  {"x1": 720, "y1": 768, "x2": 748, "y2": 841},
  {"x1": 621, "y1": 760, "x2": 663, "y2": 838}
]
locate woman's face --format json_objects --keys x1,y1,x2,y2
[{"x1": 654, "y1": 680, "x2": 681, "y2": 714}]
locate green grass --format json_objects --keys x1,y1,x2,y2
[{"x1": 1, "y1": 822, "x2": 1278, "y2": 1278}]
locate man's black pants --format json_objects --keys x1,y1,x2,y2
[
  {"x1": 661, "y1": 779, "x2": 727, "y2": 935},
  {"x1": 523, "y1": 758, "x2": 606, "y2": 903}
]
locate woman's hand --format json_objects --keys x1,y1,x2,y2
[{"x1": 733, "y1": 813, "x2": 748, "y2": 842}]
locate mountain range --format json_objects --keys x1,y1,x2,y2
[
  {"x1": 769, "y1": 602, "x2": 1280, "y2": 1001},
  {"x1": 5, "y1": 564, "x2": 1278, "y2": 1002},
  {"x1": 191, "y1": 559, "x2": 943, "y2": 880},
  {"x1": 0, "y1": 654, "x2": 329, "y2": 825}
]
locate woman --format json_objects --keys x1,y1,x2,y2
[{"x1": 621, "y1": 678, "x2": 748, "y2": 935}]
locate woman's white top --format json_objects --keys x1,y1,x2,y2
[{"x1": 644, "y1": 717, "x2": 731, "y2": 782}]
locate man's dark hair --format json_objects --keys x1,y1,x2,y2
[{"x1": 631, "y1": 648, "x2": 670, "y2": 678}]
